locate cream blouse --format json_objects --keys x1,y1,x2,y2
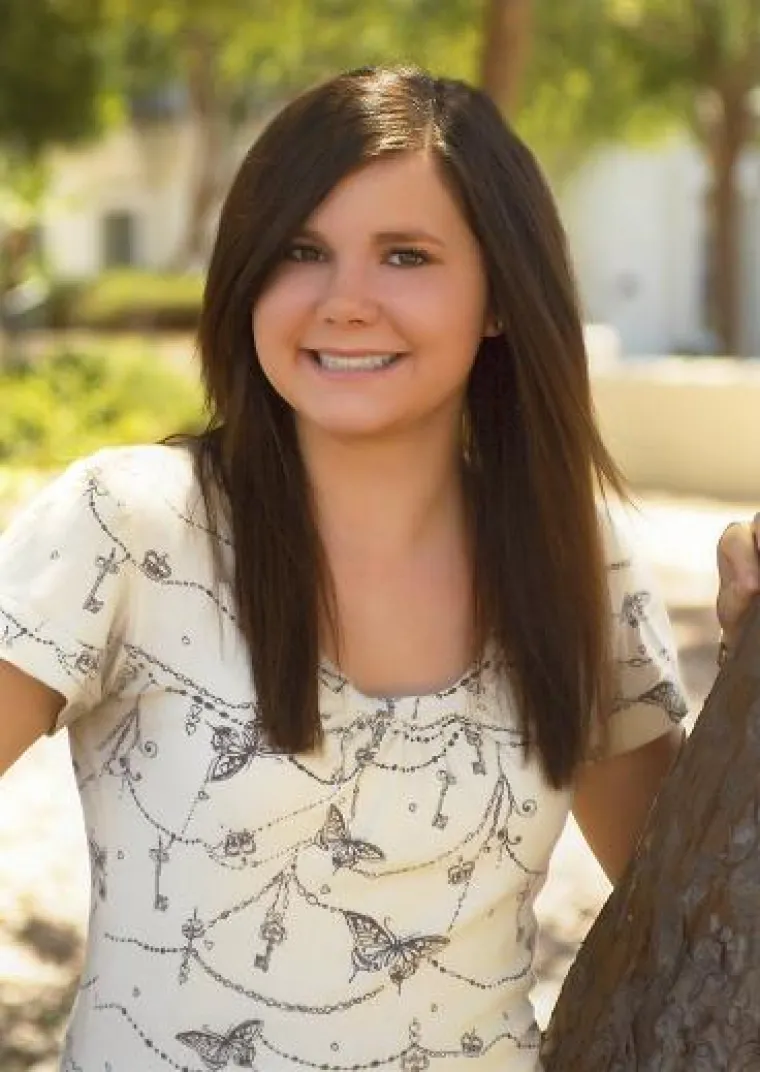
[{"x1": 0, "y1": 445, "x2": 688, "y2": 1072}]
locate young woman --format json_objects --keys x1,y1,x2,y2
[{"x1": 0, "y1": 67, "x2": 757, "y2": 1072}]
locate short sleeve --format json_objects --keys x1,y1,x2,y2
[
  {"x1": 593, "y1": 506, "x2": 690, "y2": 759},
  {"x1": 0, "y1": 453, "x2": 131, "y2": 730}
]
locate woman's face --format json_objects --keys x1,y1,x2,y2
[{"x1": 252, "y1": 151, "x2": 498, "y2": 445}]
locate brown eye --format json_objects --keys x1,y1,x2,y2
[
  {"x1": 285, "y1": 243, "x2": 325, "y2": 263},
  {"x1": 387, "y1": 248, "x2": 429, "y2": 267}
]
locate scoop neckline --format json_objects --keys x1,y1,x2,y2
[{"x1": 318, "y1": 655, "x2": 484, "y2": 705}]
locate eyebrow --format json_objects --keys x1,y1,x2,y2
[{"x1": 297, "y1": 226, "x2": 446, "y2": 248}]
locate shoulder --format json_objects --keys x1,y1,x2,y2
[
  {"x1": 597, "y1": 502, "x2": 661, "y2": 606},
  {"x1": 76, "y1": 443, "x2": 196, "y2": 500},
  {"x1": 66, "y1": 443, "x2": 202, "y2": 533},
  {"x1": 597, "y1": 501, "x2": 637, "y2": 570},
  {"x1": 1, "y1": 443, "x2": 206, "y2": 564}
]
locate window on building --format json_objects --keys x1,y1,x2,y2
[{"x1": 102, "y1": 211, "x2": 136, "y2": 269}]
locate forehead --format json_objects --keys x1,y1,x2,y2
[{"x1": 305, "y1": 152, "x2": 474, "y2": 241}]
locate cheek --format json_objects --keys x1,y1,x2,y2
[
  {"x1": 405, "y1": 275, "x2": 488, "y2": 351},
  {"x1": 252, "y1": 277, "x2": 314, "y2": 348},
  {"x1": 251, "y1": 295, "x2": 276, "y2": 356},
  {"x1": 251, "y1": 292, "x2": 294, "y2": 391}
]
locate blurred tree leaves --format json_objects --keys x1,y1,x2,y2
[
  {"x1": 518, "y1": 0, "x2": 760, "y2": 351},
  {"x1": 99, "y1": 0, "x2": 482, "y2": 264},
  {"x1": 3, "y1": 0, "x2": 756, "y2": 193},
  {"x1": 608, "y1": 0, "x2": 760, "y2": 353},
  {"x1": 1, "y1": 0, "x2": 756, "y2": 349},
  {"x1": 104, "y1": 0, "x2": 481, "y2": 105},
  {"x1": 0, "y1": 0, "x2": 108, "y2": 157}
]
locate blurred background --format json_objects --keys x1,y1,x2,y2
[{"x1": 0, "y1": 1, "x2": 758, "y2": 1068}]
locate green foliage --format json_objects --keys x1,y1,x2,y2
[
  {"x1": 517, "y1": 0, "x2": 760, "y2": 182},
  {"x1": 46, "y1": 279, "x2": 87, "y2": 331},
  {"x1": 611, "y1": 0, "x2": 758, "y2": 84},
  {"x1": 514, "y1": 0, "x2": 757, "y2": 351},
  {"x1": 514, "y1": 0, "x2": 673, "y2": 180},
  {"x1": 245, "y1": 0, "x2": 482, "y2": 89},
  {"x1": 0, "y1": 0, "x2": 108, "y2": 156},
  {"x1": 107, "y1": 0, "x2": 482, "y2": 115},
  {"x1": 103, "y1": 0, "x2": 484, "y2": 262},
  {"x1": 62, "y1": 271, "x2": 204, "y2": 330},
  {"x1": 0, "y1": 348, "x2": 204, "y2": 467}
]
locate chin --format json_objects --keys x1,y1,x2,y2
[
  {"x1": 311, "y1": 420, "x2": 404, "y2": 442},
  {"x1": 297, "y1": 407, "x2": 412, "y2": 442}
]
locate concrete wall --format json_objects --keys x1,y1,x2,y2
[
  {"x1": 591, "y1": 358, "x2": 760, "y2": 502},
  {"x1": 561, "y1": 139, "x2": 760, "y2": 358},
  {"x1": 44, "y1": 125, "x2": 162, "y2": 275},
  {"x1": 42, "y1": 116, "x2": 264, "y2": 275}
]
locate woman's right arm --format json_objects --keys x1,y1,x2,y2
[
  {"x1": 0, "y1": 451, "x2": 135, "y2": 779},
  {"x1": 0, "y1": 660, "x2": 65, "y2": 777}
]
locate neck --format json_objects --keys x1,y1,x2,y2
[{"x1": 299, "y1": 421, "x2": 469, "y2": 562}]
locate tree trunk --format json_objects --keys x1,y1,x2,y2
[
  {"x1": 703, "y1": 86, "x2": 752, "y2": 356},
  {"x1": 480, "y1": 0, "x2": 533, "y2": 118},
  {"x1": 170, "y1": 30, "x2": 227, "y2": 271},
  {"x1": 541, "y1": 598, "x2": 760, "y2": 1069}
]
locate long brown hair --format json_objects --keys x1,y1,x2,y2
[{"x1": 193, "y1": 66, "x2": 626, "y2": 789}]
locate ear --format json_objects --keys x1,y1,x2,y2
[{"x1": 482, "y1": 313, "x2": 503, "y2": 338}]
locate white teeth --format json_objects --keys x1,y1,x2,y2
[{"x1": 315, "y1": 352, "x2": 398, "y2": 371}]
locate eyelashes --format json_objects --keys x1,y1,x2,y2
[
  {"x1": 387, "y1": 248, "x2": 430, "y2": 267},
  {"x1": 284, "y1": 242, "x2": 324, "y2": 263},
  {"x1": 283, "y1": 243, "x2": 432, "y2": 268}
]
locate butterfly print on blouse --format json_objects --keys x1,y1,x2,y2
[
  {"x1": 342, "y1": 910, "x2": 449, "y2": 989},
  {"x1": 207, "y1": 721, "x2": 277, "y2": 783},
  {"x1": 637, "y1": 680, "x2": 689, "y2": 722},
  {"x1": 316, "y1": 805, "x2": 385, "y2": 871},
  {"x1": 176, "y1": 1018, "x2": 263, "y2": 1070}
]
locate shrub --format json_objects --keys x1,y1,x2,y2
[
  {"x1": 46, "y1": 278, "x2": 86, "y2": 330},
  {"x1": 0, "y1": 348, "x2": 205, "y2": 467},
  {"x1": 60, "y1": 270, "x2": 204, "y2": 331}
]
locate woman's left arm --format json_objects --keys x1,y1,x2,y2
[
  {"x1": 575, "y1": 511, "x2": 760, "y2": 885},
  {"x1": 572, "y1": 727, "x2": 683, "y2": 885}
]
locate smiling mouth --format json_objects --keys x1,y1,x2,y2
[{"x1": 308, "y1": 350, "x2": 403, "y2": 372}]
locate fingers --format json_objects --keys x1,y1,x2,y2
[
  {"x1": 716, "y1": 518, "x2": 760, "y2": 649},
  {"x1": 717, "y1": 520, "x2": 760, "y2": 587}
]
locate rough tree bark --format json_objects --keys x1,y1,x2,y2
[{"x1": 541, "y1": 599, "x2": 760, "y2": 1070}]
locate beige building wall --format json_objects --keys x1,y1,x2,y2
[{"x1": 592, "y1": 359, "x2": 760, "y2": 502}]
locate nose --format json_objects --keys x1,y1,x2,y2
[{"x1": 317, "y1": 263, "x2": 379, "y2": 327}]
